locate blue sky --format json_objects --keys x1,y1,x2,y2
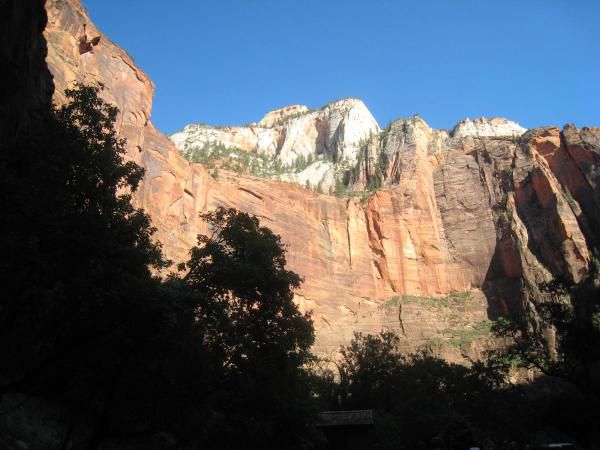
[{"x1": 85, "y1": 0, "x2": 599, "y2": 134}]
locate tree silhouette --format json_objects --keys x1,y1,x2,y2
[
  {"x1": 180, "y1": 207, "x2": 316, "y2": 449},
  {"x1": 0, "y1": 85, "x2": 200, "y2": 448}
]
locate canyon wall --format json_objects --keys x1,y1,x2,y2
[
  {"x1": 43, "y1": 0, "x2": 600, "y2": 357},
  {"x1": 0, "y1": 0, "x2": 53, "y2": 145}
]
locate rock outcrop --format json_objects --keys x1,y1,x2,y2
[
  {"x1": 42, "y1": 0, "x2": 600, "y2": 357},
  {"x1": 46, "y1": 0, "x2": 153, "y2": 158},
  {"x1": 170, "y1": 123, "x2": 281, "y2": 156},
  {"x1": 169, "y1": 98, "x2": 380, "y2": 192},
  {"x1": 451, "y1": 117, "x2": 527, "y2": 138},
  {"x1": 258, "y1": 104, "x2": 310, "y2": 127},
  {"x1": 172, "y1": 98, "x2": 379, "y2": 166}
]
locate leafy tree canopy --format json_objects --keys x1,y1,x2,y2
[
  {"x1": 179, "y1": 207, "x2": 316, "y2": 449},
  {"x1": 181, "y1": 207, "x2": 314, "y2": 365}
]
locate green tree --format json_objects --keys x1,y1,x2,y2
[
  {"x1": 295, "y1": 153, "x2": 307, "y2": 171},
  {"x1": 180, "y1": 207, "x2": 316, "y2": 449},
  {"x1": 334, "y1": 175, "x2": 347, "y2": 196},
  {"x1": 319, "y1": 331, "x2": 529, "y2": 450},
  {"x1": 336, "y1": 331, "x2": 401, "y2": 408}
]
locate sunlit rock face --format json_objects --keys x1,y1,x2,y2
[
  {"x1": 451, "y1": 117, "x2": 527, "y2": 138},
  {"x1": 258, "y1": 104, "x2": 310, "y2": 127},
  {"x1": 44, "y1": 0, "x2": 600, "y2": 358},
  {"x1": 169, "y1": 98, "x2": 381, "y2": 193},
  {"x1": 46, "y1": 0, "x2": 153, "y2": 157},
  {"x1": 172, "y1": 98, "x2": 380, "y2": 165},
  {"x1": 170, "y1": 124, "x2": 281, "y2": 156}
]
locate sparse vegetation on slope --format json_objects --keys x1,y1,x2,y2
[
  {"x1": 185, "y1": 141, "x2": 291, "y2": 176},
  {"x1": 442, "y1": 319, "x2": 494, "y2": 350},
  {"x1": 379, "y1": 291, "x2": 474, "y2": 310}
]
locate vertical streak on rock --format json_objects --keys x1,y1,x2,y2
[{"x1": 346, "y1": 199, "x2": 353, "y2": 269}]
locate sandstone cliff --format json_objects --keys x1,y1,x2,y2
[
  {"x1": 43, "y1": 0, "x2": 600, "y2": 357},
  {"x1": 170, "y1": 98, "x2": 380, "y2": 193}
]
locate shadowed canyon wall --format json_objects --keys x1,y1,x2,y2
[{"x1": 0, "y1": 0, "x2": 53, "y2": 145}]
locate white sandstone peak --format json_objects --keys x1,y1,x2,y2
[
  {"x1": 320, "y1": 97, "x2": 365, "y2": 111},
  {"x1": 387, "y1": 115, "x2": 433, "y2": 130},
  {"x1": 170, "y1": 124, "x2": 280, "y2": 157},
  {"x1": 169, "y1": 98, "x2": 381, "y2": 189},
  {"x1": 258, "y1": 105, "x2": 310, "y2": 127},
  {"x1": 451, "y1": 117, "x2": 526, "y2": 138},
  {"x1": 279, "y1": 161, "x2": 337, "y2": 192}
]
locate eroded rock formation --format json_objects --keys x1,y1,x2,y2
[
  {"x1": 42, "y1": 0, "x2": 600, "y2": 357},
  {"x1": 171, "y1": 99, "x2": 380, "y2": 165}
]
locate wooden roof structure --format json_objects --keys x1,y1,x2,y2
[{"x1": 317, "y1": 410, "x2": 374, "y2": 428}]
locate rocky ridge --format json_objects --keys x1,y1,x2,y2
[
  {"x1": 42, "y1": 0, "x2": 600, "y2": 358},
  {"x1": 170, "y1": 106, "x2": 530, "y2": 196},
  {"x1": 170, "y1": 98, "x2": 380, "y2": 193},
  {"x1": 451, "y1": 117, "x2": 527, "y2": 138}
]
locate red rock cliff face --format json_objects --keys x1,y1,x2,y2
[{"x1": 43, "y1": 0, "x2": 600, "y2": 356}]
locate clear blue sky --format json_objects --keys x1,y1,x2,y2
[{"x1": 85, "y1": 0, "x2": 599, "y2": 134}]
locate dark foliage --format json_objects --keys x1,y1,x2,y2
[
  {"x1": 1, "y1": 85, "x2": 164, "y2": 394},
  {"x1": 0, "y1": 86, "x2": 317, "y2": 450},
  {"x1": 0, "y1": 85, "x2": 215, "y2": 448},
  {"x1": 315, "y1": 332, "x2": 526, "y2": 450},
  {"x1": 490, "y1": 275, "x2": 600, "y2": 448},
  {"x1": 179, "y1": 207, "x2": 316, "y2": 449},
  {"x1": 307, "y1": 254, "x2": 600, "y2": 450}
]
